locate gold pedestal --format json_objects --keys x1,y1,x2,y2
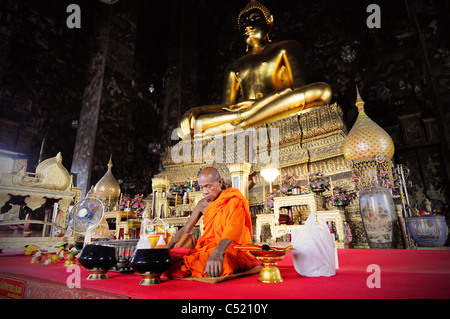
[
  {"x1": 86, "y1": 268, "x2": 109, "y2": 280},
  {"x1": 257, "y1": 257, "x2": 285, "y2": 283},
  {"x1": 138, "y1": 272, "x2": 163, "y2": 285},
  {"x1": 237, "y1": 244, "x2": 292, "y2": 284}
]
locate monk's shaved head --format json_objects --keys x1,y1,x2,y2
[
  {"x1": 198, "y1": 167, "x2": 221, "y2": 181},
  {"x1": 198, "y1": 167, "x2": 223, "y2": 202}
]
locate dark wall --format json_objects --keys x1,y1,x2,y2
[{"x1": 0, "y1": 0, "x2": 94, "y2": 170}]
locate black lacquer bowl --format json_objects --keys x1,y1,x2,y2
[
  {"x1": 130, "y1": 248, "x2": 172, "y2": 285},
  {"x1": 77, "y1": 244, "x2": 117, "y2": 280}
]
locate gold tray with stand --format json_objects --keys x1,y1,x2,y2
[{"x1": 236, "y1": 243, "x2": 293, "y2": 283}]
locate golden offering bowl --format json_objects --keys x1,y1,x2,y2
[{"x1": 238, "y1": 244, "x2": 293, "y2": 283}]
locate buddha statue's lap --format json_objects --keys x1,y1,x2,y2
[{"x1": 178, "y1": 0, "x2": 332, "y2": 139}]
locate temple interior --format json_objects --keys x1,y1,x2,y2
[{"x1": 0, "y1": 0, "x2": 449, "y2": 260}]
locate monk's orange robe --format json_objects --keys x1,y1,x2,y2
[{"x1": 181, "y1": 188, "x2": 257, "y2": 277}]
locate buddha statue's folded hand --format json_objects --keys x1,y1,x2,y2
[{"x1": 222, "y1": 101, "x2": 254, "y2": 112}]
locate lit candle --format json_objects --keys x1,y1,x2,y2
[
  {"x1": 119, "y1": 193, "x2": 123, "y2": 205},
  {"x1": 175, "y1": 194, "x2": 178, "y2": 206},
  {"x1": 108, "y1": 195, "x2": 111, "y2": 206}
]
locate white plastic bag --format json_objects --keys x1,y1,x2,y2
[{"x1": 291, "y1": 212, "x2": 336, "y2": 277}]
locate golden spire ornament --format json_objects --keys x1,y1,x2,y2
[
  {"x1": 343, "y1": 87, "x2": 395, "y2": 189},
  {"x1": 93, "y1": 155, "x2": 121, "y2": 199}
]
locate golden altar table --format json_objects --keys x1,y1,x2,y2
[
  {"x1": 140, "y1": 188, "x2": 205, "y2": 239},
  {"x1": 255, "y1": 194, "x2": 346, "y2": 247},
  {"x1": 104, "y1": 211, "x2": 138, "y2": 239}
]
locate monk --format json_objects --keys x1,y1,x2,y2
[{"x1": 164, "y1": 167, "x2": 257, "y2": 278}]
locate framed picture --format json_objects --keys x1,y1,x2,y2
[
  {"x1": 398, "y1": 113, "x2": 425, "y2": 145},
  {"x1": 422, "y1": 117, "x2": 440, "y2": 142}
]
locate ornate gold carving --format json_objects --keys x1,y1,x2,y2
[
  {"x1": 273, "y1": 194, "x2": 324, "y2": 225},
  {"x1": 0, "y1": 153, "x2": 81, "y2": 249},
  {"x1": 12, "y1": 153, "x2": 71, "y2": 191}
]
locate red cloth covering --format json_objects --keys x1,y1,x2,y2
[{"x1": 0, "y1": 249, "x2": 449, "y2": 299}]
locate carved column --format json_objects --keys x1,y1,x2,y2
[
  {"x1": 161, "y1": 0, "x2": 199, "y2": 146},
  {"x1": 151, "y1": 177, "x2": 168, "y2": 218},
  {"x1": 228, "y1": 162, "x2": 252, "y2": 199},
  {"x1": 70, "y1": 6, "x2": 112, "y2": 196}
]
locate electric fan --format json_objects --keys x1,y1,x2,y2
[
  {"x1": 68, "y1": 198, "x2": 117, "y2": 280},
  {"x1": 67, "y1": 197, "x2": 104, "y2": 245}
]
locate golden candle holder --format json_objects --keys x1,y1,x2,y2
[{"x1": 237, "y1": 244, "x2": 293, "y2": 283}]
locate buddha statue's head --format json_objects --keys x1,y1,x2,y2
[{"x1": 238, "y1": 0, "x2": 273, "y2": 49}]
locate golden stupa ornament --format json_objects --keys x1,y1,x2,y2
[
  {"x1": 343, "y1": 88, "x2": 395, "y2": 189},
  {"x1": 93, "y1": 156, "x2": 121, "y2": 199}
]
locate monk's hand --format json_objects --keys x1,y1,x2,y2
[
  {"x1": 204, "y1": 238, "x2": 232, "y2": 277},
  {"x1": 205, "y1": 251, "x2": 224, "y2": 278}
]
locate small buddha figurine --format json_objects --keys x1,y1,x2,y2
[
  {"x1": 424, "y1": 198, "x2": 432, "y2": 213},
  {"x1": 178, "y1": 0, "x2": 332, "y2": 139}
]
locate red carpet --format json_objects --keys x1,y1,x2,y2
[{"x1": 1, "y1": 249, "x2": 449, "y2": 299}]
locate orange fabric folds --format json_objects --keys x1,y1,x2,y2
[{"x1": 181, "y1": 188, "x2": 257, "y2": 277}]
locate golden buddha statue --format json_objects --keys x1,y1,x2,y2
[{"x1": 178, "y1": 0, "x2": 332, "y2": 139}]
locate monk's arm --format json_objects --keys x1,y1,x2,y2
[
  {"x1": 204, "y1": 238, "x2": 232, "y2": 277},
  {"x1": 165, "y1": 199, "x2": 209, "y2": 249}
]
